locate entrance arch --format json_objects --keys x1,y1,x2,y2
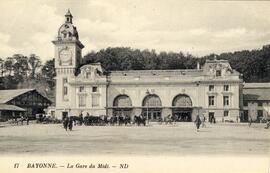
[
  {"x1": 172, "y1": 94, "x2": 193, "y2": 122},
  {"x1": 172, "y1": 94, "x2": 192, "y2": 107},
  {"x1": 142, "y1": 94, "x2": 162, "y2": 121},
  {"x1": 113, "y1": 95, "x2": 132, "y2": 117}
]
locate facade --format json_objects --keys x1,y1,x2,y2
[
  {"x1": 243, "y1": 83, "x2": 270, "y2": 122},
  {"x1": 0, "y1": 89, "x2": 52, "y2": 121},
  {"x1": 53, "y1": 11, "x2": 243, "y2": 122}
]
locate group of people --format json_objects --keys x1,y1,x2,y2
[
  {"x1": 62, "y1": 112, "x2": 270, "y2": 131},
  {"x1": 63, "y1": 117, "x2": 73, "y2": 131},
  {"x1": 12, "y1": 114, "x2": 30, "y2": 126}
]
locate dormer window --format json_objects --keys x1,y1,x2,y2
[{"x1": 86, "y1": 72, "x2": 90, "y2": 78}]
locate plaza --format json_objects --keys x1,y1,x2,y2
[{"x1": 0, "y1": 123, "x2": 269, "y2": 156}]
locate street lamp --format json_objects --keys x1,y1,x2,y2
[{"x1": 146, "y1": 90, "x2": 150, "y2": 125}]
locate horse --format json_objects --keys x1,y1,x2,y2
[
  {"x1": 124, "y1": 115, "x2": 131, "y2": 126},
  {"x1": 133, "y1": 115, "x2": 146, "y2": 126},
  {"x1": 109, "y1": 115, "x2": 118, "y2": 126},
  {"x1": 84, "y1": 115, "x2": 103, "y2": 126}
]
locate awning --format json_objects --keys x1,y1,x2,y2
[{"x1": 0, "y1": 104, "x2": 26, "y2": 111}]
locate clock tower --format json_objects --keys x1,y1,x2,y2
[
  {"x1": 52, "y1": 9, "x2": 84, "y2": 70},
  {"x1": 53, "y1": 10, "x2": 84, "y2": 115}
]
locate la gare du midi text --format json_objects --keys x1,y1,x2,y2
[{"x1": 26, "y1": 163, "x2": 129, "y2": 169}]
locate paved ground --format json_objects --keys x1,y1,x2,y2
[{"x1": 0, "y1": 122, "x2": 269, "y2": 156}]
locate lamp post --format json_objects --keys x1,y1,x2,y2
[
  {"x1": 146, "y1": 90, "x2": 150, "y2": 125},
  {"x1": 68, "y1": 107, "x2": 71, "y2": 117}
]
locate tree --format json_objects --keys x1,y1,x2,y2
[
  {"x1": 28, "y1": 54, "x2": 41, "y2": 79},
  {"x1": 3, "y1": 57, "x2": 14, "y2": 76},
  {"x1": 41, "y1": 59, "x2": 56, "y2": 89}
]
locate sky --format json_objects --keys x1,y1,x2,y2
[{"x1": 0, "y1": 0, "x2": 270, "y2": 62}]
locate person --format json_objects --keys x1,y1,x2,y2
[
  {"x1": 201, "y1": 115, "x2": 206, "y2": 128},
  {"x1": 14, "y1": 117, "x2": 18, "y2": 125},
  {"x1": 63, "y1": 117, "x2": 68, "y2": 131},
  {"x1": 249, "y1": 115, "x2": 252, "y2": 127},
  {"x1": 26, "y1": 115, "x2": 29, "y2": 125},
  {"x1": 79, "y1": 112, "x2": 83, "y2": 126},
  {"x1": 194, "y1": 115, "x2": 202, "y2": 132},
  {"x1": 68, "y1": 117, "x2": 73, "y2": 131},
  {"x1": 213, "y1": 116, "x2": 216, "y2": 124},
  {"x1": 20, "y1": 114, "x2": 24, "y2": 125},
  {"x1": 265, "y1": 120, "x2": 270, "y2": 129}
]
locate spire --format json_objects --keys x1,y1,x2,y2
[{"x1": 65, "y1": 9, "x2": 73, "y2": 24}]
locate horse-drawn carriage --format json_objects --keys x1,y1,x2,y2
[{"x1": 36, "y1": 114, "x2": 61, "y2": 124}]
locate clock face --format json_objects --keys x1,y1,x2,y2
[{"x1": 59, "y1": 48, "x2": 72, "y2": 64}]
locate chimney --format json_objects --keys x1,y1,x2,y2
[{"x1": 197, "y1": 61, "x2": 200, "y2": 70}]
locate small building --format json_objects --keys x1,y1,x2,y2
[
  {"x1": 243, "y1": 83, "x2": 270, "y2": 122},
  {"x1": 0, "y1": 89, "x2": 52, "y2": 121},
  {"x1": 0, "y1": 104, "x2": 25, "y2": 122}
]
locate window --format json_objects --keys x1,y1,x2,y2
[
  {"x1": 223, "y1": 96, "x2": 229, "y2": 106},
  {"x1": 79, "y1": 95, "x2": 86, "y2": 107},
  {"x1": 258, "y1": 101, "x2": 263, "y2": 107},
  {"x1": 224, "y1": 110, "x2": 229, "y2": 117},
  {"x1": 92, "y1": 86, "x2": 98, "y2": 92},
  {"x1": 224, "y1": 85, "x2": 229, "y2": 91},
  {"x1": 79, "y1": 86, "x2": 85, "y2": 92},
  {"x1": 92, "y1": 95, "x2": 99, "y2": 107},
  {"x1": 209, "y1": 85, "x2": 214, "y2": 91},
  {"x1": 208, "y1": 96, "x2": 215, "y2": 106},
  {"x1": 243, "y1": 101, "x2": 248, "y2": 107},
  {"x1": 63, "y1": 86, "x2": 68, "y2": 95},
  {"x1": 216, "y1": 70, "x2": 221, "y2": 76}
]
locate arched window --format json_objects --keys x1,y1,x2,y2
[
  {"x1": 172, "y1": 94, "x2": 192, "y2": 107},
  {"x1": 113, "y1": 95, "x2": 132, "y2": 107},
  {"x1": 142, "y1": 94, "x2": 162, "y2": 107}
]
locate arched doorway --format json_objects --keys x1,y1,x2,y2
[
  {"x1": 172, "y1": 94, "x2": 193, "y2": 122},
  {"x1": 142, "y1": 94, "x2": 162, "y2": 121},
  {"x1": 113, "y1": 95, "x2": 132, "y2": 117}
]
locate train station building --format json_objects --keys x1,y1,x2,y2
[{"x1": 52, "y1": 10, "x2": 243, "y2": 122}]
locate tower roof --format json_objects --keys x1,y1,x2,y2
[
  {"x1": 55, "y1": 9, "x2": 80, "y2": 40},
  {"x1": 65, "y1": 9, "x2": 73, "y2": 24},
  {"x1": 65, "y1": 9, "x2": 73, "y2": 17}
]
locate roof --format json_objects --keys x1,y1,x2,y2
[
  {"x1": 0, "y1": 104, "x2": 25, "y2": 111},
  {"x1": 243, "y1": 83, "x2": 270, "y2": 88},
  {"x1": 0, "y1": 89, "x2": 35, "y2": 103},
  {"x1": 243, "y1": 82, "x2": 270, "y2": 101},
  {"x1": 109, "y1": 69, "x2": 204, "y2": 77},
  {"x1": 243, "y1": 83, "x2": 270, "y2": 101},
  {"x1": 65, "y1": 9, "x2": 73, "y2": 17}
]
